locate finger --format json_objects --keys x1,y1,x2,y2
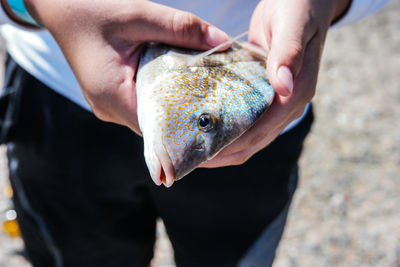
[
  {"x1": 202, "y1": 17, "x2": 325, "y2": 169},
  {"x1": 205, "y1": 34, "x2": 322, "y2": 163},
  {"x1": 265, "y1": 2, "x2": 317, "y2": 97},
  {"x1": 248, "y1": 0, "x2": 269, "y2": 51},
  {"x1": 137, "y1": 1, "x2": 229, "y2": 50}
]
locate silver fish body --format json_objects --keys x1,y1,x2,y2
[{"x1": 136, "y1": 41, "x2": 274, "y2": 187}]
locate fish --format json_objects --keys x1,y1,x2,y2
[{"x1": 136, "y1": 34, "x2": 274, "y2": 187}]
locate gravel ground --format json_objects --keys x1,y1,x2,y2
[{"x1": 0, "y1": 1, "x2": 399, "y2": 266}]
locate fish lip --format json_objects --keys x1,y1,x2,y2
[
  {"x1": 144, "y1": 135, "x2": 176, "y2": 187},
  {"x1": 156, "y1": 148, "x2": 176, "y2": 188}
]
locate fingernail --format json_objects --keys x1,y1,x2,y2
[
  {"x1": 277, "y1": 66, "x2": 294, "y2": 95},
  {"x1": 205, "y1": 26, "x2": 229, "y2": 47}
]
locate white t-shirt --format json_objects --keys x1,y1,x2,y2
[{"x1": 0, "y1": 0, "x2": 390, "y2": 130}]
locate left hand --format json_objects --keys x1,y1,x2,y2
[
  {"x1": 201, "y1": 0, "x2": 351, "y2": 167},
  {"x1": 22, "y1": 0, "x2": 228, "y2": 135}
]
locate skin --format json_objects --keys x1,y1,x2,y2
[{"x1": 5, "y1": 0, "x2": 350, "y2": 168}]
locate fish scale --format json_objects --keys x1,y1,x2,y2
[{"x1": 136, "y1": 40, "x2": 275, "y2": 187}]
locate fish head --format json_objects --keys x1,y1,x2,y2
[{"x1": 136, "y1": 42, "x2": 274, "y2": 186}]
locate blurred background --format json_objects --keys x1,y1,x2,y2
[{"x1": 0, "y1": 1, "x2": 399, "y2": 266}]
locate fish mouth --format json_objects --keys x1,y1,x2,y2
[
  {"x1": 144, "y1": 143, "x2": 176, "y2": 188},
  {"x1": 154, "y1": 150, "x2": 176, "y2": 188}
]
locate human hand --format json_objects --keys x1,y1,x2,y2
[
  {"x1": 24, "y1": 0, "x2": 229, "y2": 134},
  {"x1": 201, "y1": 0, "x2": 351, "y2": 167}
]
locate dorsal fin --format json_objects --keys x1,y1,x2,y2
[
  {"x1": 185, "y1": 31, "x2": 268, "y2": 65},
  {"x1": 194, "y1": 31, "x2": 249, "y2": 59}
]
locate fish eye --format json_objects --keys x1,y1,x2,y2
[{"x1": 198, "y1": 113, "x2": 215, "y2": 132}]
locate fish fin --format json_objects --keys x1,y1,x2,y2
[
  {"x1": 188, "y1": 31, "x2": 268, "y2": 64},
  {"x1": 241, "y1": 42, "x2": 268, "y2": 61},
  {"x1": 187, "y1": 31, "x2": 249, "y2": 64}
]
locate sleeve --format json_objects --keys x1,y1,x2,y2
[
  {"x1": 0, "y1": 4, "x2": 41, "y2": 30},
  {"x1": 0, "y1": 3, "x2": 29, "y2": 28},
  {"x1": 333, "y1": 0, "x2": 390, "y2": 27},
  {"x1": 0, "y1": 3, "x2": 18, "y2": 25}
]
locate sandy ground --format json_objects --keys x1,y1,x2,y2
[{"x1": 0, "y1": 1, "x2": 399, "y2": 266}]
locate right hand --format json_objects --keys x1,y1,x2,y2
[
  {"x1": 201, "y1": 0, "x2": 351, "y2": 168},
  {"x1": 24, "y1": 0, "x2": 228, "y2": 134}
]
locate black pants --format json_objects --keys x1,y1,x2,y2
[{"x1": 0, "y1": 56, "x2": 313, "y2": 267}]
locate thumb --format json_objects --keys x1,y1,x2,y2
[
  {"x1": 266, "y1": 11, "x2": 316, "y2": 96},
  {"x1": 140, "y1": 1, "x2": 229, "y2": 50}
]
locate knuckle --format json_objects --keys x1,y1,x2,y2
[
  {"x1": 286, "y1": 40, "x2": 304, "y2": 66},
  {"x1": 231, "y1": 151, "x2": 251, "y2": 166},
  {"x1": 294, "y1": 109, "x2": 304, "y2": 120},
  {"x1": 172, "y1": 11, "x2": 201, "y2": 41},
  {"x1": 307, "y1": 88, "x2": 316, "y2": 100},
  {"x1": 85, "y1": 93, "x2": 114, "y2": 122},
  {"x1": 249, "y1": 132, "x2": 265, "y2": 148},
  {"x1": 91, "y1": 105, "x2": 108, "y2": 121}
]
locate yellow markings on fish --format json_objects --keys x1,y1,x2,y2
[
  {"x1": 173, "y1": 137, "x2": 184, "y2": 148},
  {"x1": 182, "y1": 132, "x2": 191, "y2": 143},
  {"x1": 192, "y1": 130, "x2": 201, "y2": 149},
  {"x1": 184, "y1": 124, "x2": 194, "y2": 131}
]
